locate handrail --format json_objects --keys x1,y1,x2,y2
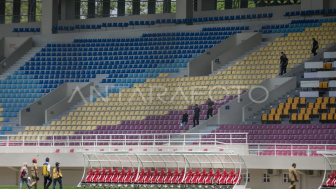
[
  {"x1": 1, "y1": 133, "x2": 333, "y2": 157},
  {"x1": 0, "y1": 133, "x2": 248, "y2": 147}
]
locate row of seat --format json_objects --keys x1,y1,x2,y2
[
  {"x1": 215, "y1": 128, "x2": 336, "y2": 135},
  {"x1": 15, "y1": 69, "x2": 175, "y2": 76},
  {"x1": 12, "y1": 28, "x2": 40, "y2": 33},
  {"x1": 218, "y1": 124, "x2": 335, "y2": 130},
  {"x1": 26, "y1": 61, "x2": 188, "y2": 67},
  {"x1": 208, "y1": 122, "x2": 336, "y2": 145},
  {"x1": 262, "y1": 97, "x2": 336, "y2": 124},
  {"x1": 262, "y1": 22, "x2": 321, "y2": 30},
  {"x1": 0, "y1": 126, "x2": 12, "y2": 131},
  {"x1": 224, "y1": 21, "x2": 336, "y2": 83},
  {"x1": 83, "y1": 168, "x2": 241, "y2": 185},
  {"x1": 21, "y1": 65, "x2": 185, "y2": 72},
  {"x1": 51, "y1": 13, "x2": 261, "y2": 32},
  {"x1": 320, "y1": 113, "x2": 336, "y2": 123},
  {"x1": 142, "y1": 32, "x2": 241, "y2": 38},
  {"x1": 5, "y1": 25, "x2": 228, "y2": 120},
  {"x1": 30, "y1": 54, "x2": 198, "y2": 61},
  {"x1": 72, "y1": 36, "x2": 230, "y2": 44},
  {"x1": 202, "y1": 26, "x2": 249, "y2": 31},
  {"x1": 284, "y1": 9, "x2": 334, "y2": 17}
]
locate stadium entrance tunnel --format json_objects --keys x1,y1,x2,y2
[{"x1": 78, "y1": 151, "x2": 248, "y2": 189}]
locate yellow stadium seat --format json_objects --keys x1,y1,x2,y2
[
  {"x1": 327, "y1": 113, "x2": 333, "y2": 122},
  {"x1": 297, "y1": 114, "x2": 303, "y2": 122},
  {"x1": 291, "y1": 113, "x2": 297, "y2": 123},
  {"x1": 261, "y1": 114, "x2": 267, "y2": 123},
  {"x1": 283, "y1": 109, "x2": 289, "y2": 117},
  {"x1": 291, "y1": 103, "x2": 297, "y2": 111},
  {"x1": 320, "y1": 113, "x2": 327, "y2": 122}
]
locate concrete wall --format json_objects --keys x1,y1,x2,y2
[
  {"x1": 212, "y1": 32, "x2": 262, "y2": 72},
  {"x1": 0, "y1": 22, "x2": 41, "y2": 38},
  {"x1": 193, "y1": 4, "x2": 300, "y2": 20},
  {"x1": 217, "y1": 77, "x2": 296, "y2": 124},
  {"x1": 0, "y1": 37, "x2": 4, "y2": 60},
  {"x1": 176, "y1": 0, "x2": 193, "y2": 20},
  {"x1": 45, "y1": 82, "x2": 94, "y2": 122},
  {"x1": 301, "y1": 0, "x2": 329, "y2": 10},
  {"x1": 20, "y1": 83, "x2": 68, "y2": 126},
  {"x1": 0, "y1": 37, "x2": 32, "y2": 75},
  {"x1": 189, "y1": 32, "x2": 261, "y2": 77},
  {"x1": 201, "y1": 0, "x2": 217, "y2": 11},
  {"x1": 4, "y1": 37, "x2": 30, "y2": 56},
  {"x1": 20, "y1": 82, "x2": 93, "y2": 126},
  {"x1": 329, "y1": 0, "x2": 336, "y2": 9},
  {"x1": 246, "y1": 168, "x2": 323, "y2": 189},
  {"x1": 242, "y1": 77, "x2": 297, "y2": 122},
  {"x1": 41, "y1": 0, "x2": 58, "y2": 35}
]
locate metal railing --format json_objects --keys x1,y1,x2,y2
[
  {"x1": 0, "y1": 133, "x2": 248, "y2": 153},
  {"x1": 249, "y1": 143, "x2": 336, "y2": 157},
  {"x1": 2, "y1": 133, "x2": 333, "y2": 156}
]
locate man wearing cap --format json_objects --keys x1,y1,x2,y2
[
  {"x1": 30, "y1": 158, "x2": 39, "y2": 189},
  {"x1": 43, "y1": 157, "x2": 52, "y2": 189},
  {"x1": 52, "y1": 162, "x2": 62, "y2": 189}
]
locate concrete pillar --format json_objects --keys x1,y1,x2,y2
[
  {"x1": 225, "y1": 0, "x2": 233, "y2": 9},
  {"x1": 176, "y1": 0, "x2": 193, "y2": 24},
  {"x1": 196, "y1": 0, "x2": 201, "y2": 11},
  {"x1": 28, "y1": 0, "x2": 36, "y2": 22},
  {"x1": 12, "y1": 0, "x2": 20, "y2": 23},
  {"x1": 75, "y1": 0, "x2": 80, "y2": 19},
  {"x1": 133, "y1": 0, "x2": 140, "y2": 15},
  {"x1": 201, "y1": 0, "x2": 216, "y2": 11},
  {"x1": 163, "y1": 0, "x2": 171, "y2": 13},
  {"x1": 329, "y1": 0, "x2": 336, "y2": 9},
  {"x1": 58, "y1": 0, "x2": 61, "y2": 20},
  {"x1": 41, "y1": 0, "x2": 58, "y2": 35},
  {"x1": 61, "y1": 0, "x2": 75, "y2": 20},
  {"x1": 88, "y1": 0, "x2": 95, "y2": 18},
  {"x1": 148, "y1": 0, "x2": 155, "y2": 14},
  {"x1": 117, "y1": 0, "x2": 125, "y2": 16},
  {"x1": 301, "y1": 0, "x2": 328, "y2": 10},
  {"x1": 102, "y1": 0, "x2": 111, "y2": 17},
  {"x1": 241, "y1": 0, "x2": 248, "y2": 8},
  {"x1": 0, "y1": 0, "x2": 5, "y2": 24}
]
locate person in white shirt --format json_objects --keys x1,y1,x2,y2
[
  {"x1": 43, "y1": 157, "x2": 52, "y2": 189},
  {"x1": 20, "y1": 162, "x2": 31, "y2": 189}
]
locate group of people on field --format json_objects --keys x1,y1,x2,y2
[{"x1": 20, "y1": 157, "x2": 63, "y2": 189}]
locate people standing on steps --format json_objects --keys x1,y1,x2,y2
[
  {"x1": 279, "y1": 52, "x2": 286, "y2": 76},
  {"x1": 312, "y1": 38, "x2": 319, "y2": 56},
  {"x1": 181, "y1": 110, "x2": 189, "y2": 133},
  {"x1": 206, "y1": 98, "x2": 214, "y2": 119},
  {"x1": 282, "y1": 53, "x2": 288, "y2": 75},
  {"x1": 193, "y1": 104, "x2": 200, "y2": 128}
]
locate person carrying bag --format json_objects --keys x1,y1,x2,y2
[{"x1": 52, "y1": 162, "x2": 63, "y2": 189}]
